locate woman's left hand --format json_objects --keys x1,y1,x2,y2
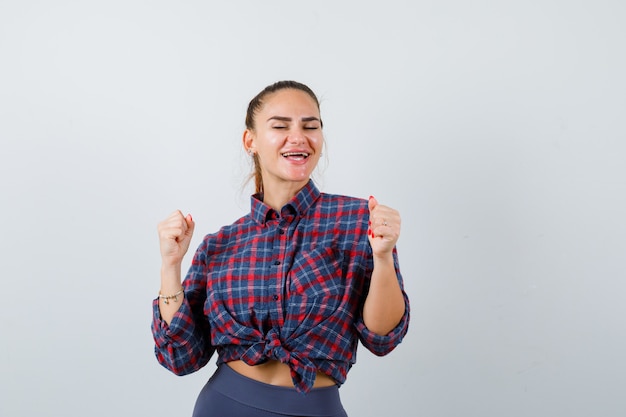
[{"x1": 367, "y1": 196, "x2": 401, "y2": 257}]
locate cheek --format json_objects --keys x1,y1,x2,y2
[
  {"x1": 310, "y1": 135, "x2": 324, "y2": 150},
  {"x1": 257, "y1": 135, "x2": 282, "y2": 152}
]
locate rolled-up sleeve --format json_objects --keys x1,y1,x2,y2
[
  {"x1": 354, "y1": 289, "x2": 410, "y2": 355},
  {"x1": 354, "y1": 246, "x2": 410, "y2": 356},
  {"x1": 151, "y1": 237, "x2": 215, "y2": 375},
  {"x1": 151, "y1": 294, "x2": 214, "y2": 375}
]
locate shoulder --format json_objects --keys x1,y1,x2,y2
[
  {"x1": 319, "y1": 191, "x2": 366, "y2": 205},
  {"x1": 197, "y1": 214, "x2": 256, "y2": 251},
  {"x1": 317, "y1": 192, "x2": 368, "y2": 213},
  {"x1": 305, "y1": 193, "x2": 370, "y2": 231}
]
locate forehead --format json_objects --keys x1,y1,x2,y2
[{"x1": 259, "y1": 89, "x2": 320, "y2": 116}]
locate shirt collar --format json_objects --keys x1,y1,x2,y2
[{"x1": 250, "y1": 180, "x2": 320, "y2": 226}]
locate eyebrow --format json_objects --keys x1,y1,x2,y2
[{"x1": 267, "y1": 116, "x2": 321, "y2": 123}]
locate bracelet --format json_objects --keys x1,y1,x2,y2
[{"x1": 159, "y1": 287, "x2": 184, "y2": 305}]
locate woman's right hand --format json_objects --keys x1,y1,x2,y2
[{"x1": 157, "y1": 210, "x2": 195, "y2": 268}]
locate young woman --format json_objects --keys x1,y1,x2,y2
[{"x1": 152, "y1": 80, "x2": 410, "y2": 417}]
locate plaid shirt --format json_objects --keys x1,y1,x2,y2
[{"x1": 152, "y1": 180, "x2": 410, "y2": 393}]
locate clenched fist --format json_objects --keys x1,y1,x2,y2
[
  {"x1": 367, "y1": 196, "x2": 401, "y2": 258},
  {"x1": 157, "y1": 210, "x2": 195, "y2": 268}
]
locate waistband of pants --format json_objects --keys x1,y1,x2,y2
[{"x1": 208, "y1": 363, "x2": 345, "y2": 416}]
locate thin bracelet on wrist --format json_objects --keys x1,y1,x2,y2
[{"x1": 159, "y1": 287, "x2": 184, "y2": 305}]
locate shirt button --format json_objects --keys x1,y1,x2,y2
[
  {"x1": 278, "y1": 229, "x2": 285, "y2": 235},
  {"x1": 274, "y1": 260, "x2": 281, "y2": 265},
  {"x1": 273, "y1": 295, "x2": 279, "y2": 301}
]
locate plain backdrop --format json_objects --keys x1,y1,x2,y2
[{"x1": 1, "y1": 1, "x2": 625, "y2": 416}]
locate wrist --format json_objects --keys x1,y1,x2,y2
[
  {"x1": 158, "y1": 287, "x2": 185, "y2": 305},
  {"x1": 160, "y1": 264, "x2": 182, "y2": 287},
  {"x1": 161, "y1": 261, "x2": 181, "y2": 274},
  {"x1": 372, "y1": 251, "x2": 394, "y2": 265}
]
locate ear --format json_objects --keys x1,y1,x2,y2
[{"x1": 243, "y1": 129, "x2": 255, "y2": 154}]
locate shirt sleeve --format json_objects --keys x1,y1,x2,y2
[
  {"x1": 354, "y1": 289, "x2": 410, "y2": 356},
  {"x1": 354, "y1": 248, "x2": 410, "y2": 356},
  {"x1": 151, "y1": 238, "x2": 215, "y2": 375}
]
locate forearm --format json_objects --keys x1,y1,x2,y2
[
  {"x1": 152, "y1": 293, "x2": 214, "y2": 375},
  {"x1": 152, "y1": 262, "x2": 214, "y2": 375},
  {"x1": 159, "y1": 263, "x2": 184, "y2": 325},
  {"x1": 362, "y1": 253, "x2": 406, "y2": 336},
  {"x1": 156, "y1": 210, "x2": 195, "y2": 325}
]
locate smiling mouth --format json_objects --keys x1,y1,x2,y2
[{"x1": 281, "y1": 152, "x2": 310, "y2": 160}]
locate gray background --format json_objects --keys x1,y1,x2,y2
[{"x1": 1, "y1": 1, "x2": 625, "y2": 416}]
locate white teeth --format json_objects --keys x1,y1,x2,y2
[{"x1": 282, "y1": 152, "x2": 309, "y2": 157}]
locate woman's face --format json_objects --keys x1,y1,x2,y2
[{"x1": 244, "y1": 88, "x2": 324, "y2": 193}]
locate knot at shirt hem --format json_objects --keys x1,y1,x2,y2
[{"x1": 240, "y1": 332, "x2": 319, "y2": 393}]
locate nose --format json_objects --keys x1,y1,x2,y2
[{"x1": 288, "y1": 128, "x2": 306, "y2": 144}]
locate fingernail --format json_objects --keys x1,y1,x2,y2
[{"x1": 369, "y1": 195, "x2": 374, "y2": 200}]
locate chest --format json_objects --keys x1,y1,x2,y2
[{"x1": 204, "y1": 222, "x2": 368, "y2": 332}]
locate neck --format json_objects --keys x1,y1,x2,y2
[{"x1": 262, "y1": 180, "x2": 308, "y2": 211}]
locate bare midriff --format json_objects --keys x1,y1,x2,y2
[{"x1": 227, "y1": 360, "x2": 337, "y2": 388}]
